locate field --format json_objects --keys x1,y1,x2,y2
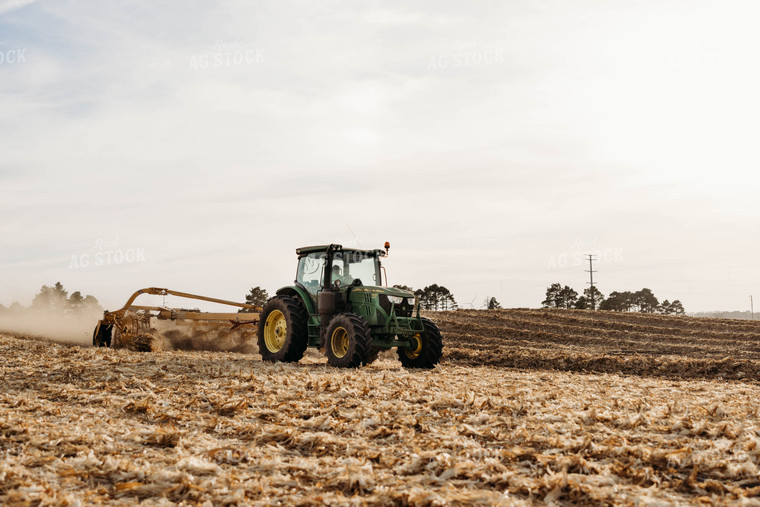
[
  {"x1": 2, "y1": 309, "x2": 760, "y2": 505},
  {"x1": 439, "y1": 309, "x2": 760, "y2": 381}
]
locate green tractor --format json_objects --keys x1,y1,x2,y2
[{"x1": 258, "y1": 243, "x2": 443, "y2": 369}]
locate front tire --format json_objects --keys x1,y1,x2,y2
[
  {"x1": 325, "y1": 313, "x2": 372, "y2": 368},
  {"x1": 257, "y1": 296, "x2": 308, "y2": 362},
  {"x1": 397, "y1": 317, "x2": 443, "y2": 369}
]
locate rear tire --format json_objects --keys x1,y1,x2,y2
[
  {"x1": 257, "y1": 296, "x2": 308, "y2": 362},
  {"x1": 397, "y1": 317, "x2": 443, "y2": 369},
  {"x1": 325, "y1": 313, "x2": 372, "y2": 368}
]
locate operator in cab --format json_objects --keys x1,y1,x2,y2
[{"x1": 331, "y1": 265, "x2": 353, "y2": 286}]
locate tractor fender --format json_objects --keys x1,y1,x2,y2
[{"x1": 275, "y1": 285, "x2": 316, "y2": 316}]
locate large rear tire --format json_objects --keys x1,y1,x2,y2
[
  {"x1": 257, "y1": 296, "x2": 308, "y2": 363},
  {"x1": 397, "y1": 317, "x2": 443, "y2": 369},
  {"x1": 325, "y1": 313, "x2": 372, "y2": 368}
]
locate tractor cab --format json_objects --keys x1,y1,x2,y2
[
  {"x1": 291, "y1": 242, "x2": 419, "y2": 334},
  {"x1": 295, "y1": 244, "x2": 385, "y2": 296}
]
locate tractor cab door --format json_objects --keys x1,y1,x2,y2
[
  {"x1": 296, "y1": 252, "x2": 327, "y2": 306},
  {"x1": 317, "y1": 250, "x2": 345, "y2": 319}
]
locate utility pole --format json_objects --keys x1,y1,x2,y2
[
  {"x1": 751, "y1": 295, "x2": 754, "y2": 320},
  {"x1": 586, "y1": 254, "x2": 597, "y2": 310}
]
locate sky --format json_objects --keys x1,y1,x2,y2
[{"x1": 1, "y1": 0, "x2": 759, "y2": 313}]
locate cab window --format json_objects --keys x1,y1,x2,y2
[{"x1": 296, "y1": 252, "x2": 326, "y2": 295}]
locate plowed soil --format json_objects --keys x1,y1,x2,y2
[
  {"x1": 2, "y1": 309, "x2": 760, "y2": 505},
  {"x1": 437, "y1": 309, "x2": 760, "y2": 381}
]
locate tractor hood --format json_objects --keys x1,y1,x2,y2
[
  {"x1": 350, "y1": 286, "x2": 414, "y2": 298},
  {"x1": 348, "y1": 285, "x2": 418, "y2": 320}
]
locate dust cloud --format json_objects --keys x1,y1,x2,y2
[{"x1": 0, "y1": 308, "x2": 101, "y2": 346}]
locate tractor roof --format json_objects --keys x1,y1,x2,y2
[
  {"x1": 296, "y1": 244, "x2": 381, "y2": 256},
  {"x1": 296, "y1": 245, "x2": 331, "y2": 255}
]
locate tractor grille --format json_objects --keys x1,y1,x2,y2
[{"x1": 379, "y1": 295, "x2": 414, "y2": 318}]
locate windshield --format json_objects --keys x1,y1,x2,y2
[{"x1": 331, "y1": 250, "x2": 380, "y2": 287}]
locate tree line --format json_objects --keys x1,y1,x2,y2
[
  {"x1": 0, "y1": 282, "x2": 102, "y2": 315},
  {"x1": 542, "y1": 283, "x2": 685, "y2": 314},
  {"x1": 393, "y1": 284, "x2": 458, "y2": 311}
]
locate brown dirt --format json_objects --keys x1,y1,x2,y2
[
  {"x1": 2, "y1": 310, "x2": 760, "y2": 504},
  {"x1": 435, "y1": 308, "x2": 760, "y2": 381}
]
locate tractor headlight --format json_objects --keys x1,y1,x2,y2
[{"x1": 387, "y1": 296, "x2": 404, "y2": 305}]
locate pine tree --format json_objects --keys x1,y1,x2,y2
[
  {"x1": 583, "y1": 286, "x2": 605, "y2": 309},
  {"x1": 558, "y1": 286, "x2": 579, "y2": 309},
  {"x1": 542, "y1": 283, "x2": 563, "y2": 308},
  {"x1": 240, "y1": 286, "x2": 269, "y2": 312}
]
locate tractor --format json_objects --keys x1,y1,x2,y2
[
  {"x1": 259, "y1": 243, "x2": 443, "y2": 368},
  {"x1": 92, "y1": 242, "x2": 443, "y2": 369}
]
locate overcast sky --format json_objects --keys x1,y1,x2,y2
[{"x1": 1, "y1": 0, "x2": 759, "y2": 313}]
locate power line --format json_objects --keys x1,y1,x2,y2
[{"x1": 586, "y1": 254, "x2": 597, "y2": 310}]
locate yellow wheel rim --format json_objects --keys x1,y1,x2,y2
[
  {"x1": 264, "y1": 310, "x2": 287, "y2": 353},
  {"x1": 331, "y1": 327, "x2": 350, "y2": 359},
  {"x1": 405, "y1": 333, "x2": 422, "y2": 359}
]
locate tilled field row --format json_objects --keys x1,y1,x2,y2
[{"x1": 434, "y1": 309, "x2": 760, "y2": 381}]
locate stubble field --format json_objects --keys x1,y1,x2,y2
[{"x1": 2, "y1": 309, "x2": 760, "y2": 505}]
